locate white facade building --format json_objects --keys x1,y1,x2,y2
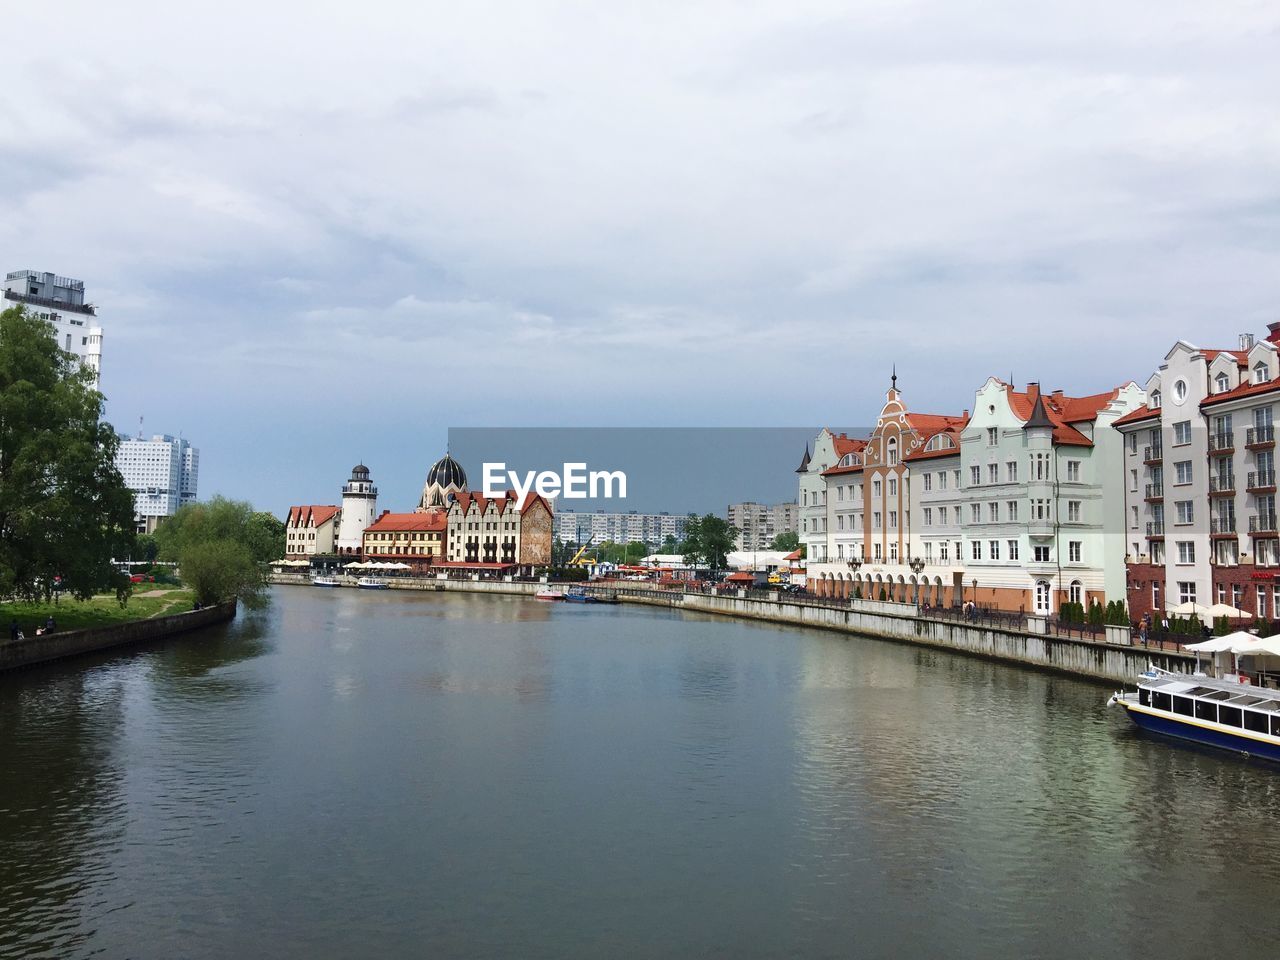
[
  {"x1": 336, "y1": 463, "x2": 379, "y2": 554},
  {"x1": 115, "y1": 434, "x2": 199, "y2": 533},
  {"x1": 554, "y1": 510, "x2": 689, "y2": 548},
  {"x1": 727, "y1": 501, "x2": 799, "y2": 551},
  {"x1": 4, "y1": 270, "x2": 103, "y2": 385}
]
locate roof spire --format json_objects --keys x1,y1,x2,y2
[{"x1": 891, "y1": 364, "x2": 898, "y2": 391}]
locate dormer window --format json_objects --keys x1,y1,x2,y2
[
  {"x1": 1215, "y1": 372, "x2": 1230, "y2": 394},
  {"x1": 1255, "y1": 362, "x2": 1270, "y2": 385},
  {"x1": 1150, "y1": 390, "x2": 1161, "y2": 408}
]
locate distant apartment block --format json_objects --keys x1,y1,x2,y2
[
  {"x1": 554, "y1": 510, "x2": 690, "y2": 548},
  {"x1": 115, "y1": 434, "x2": 199, "y2": 534},
  {"x1": 3, "y1": 269, "x2": 103, "y2": 385},
  {"x1": 727, "y1": 501, "x2": 799, "y2": 551}
]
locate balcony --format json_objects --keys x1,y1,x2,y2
[
  {"x1": 1247, "y1": 469, "x2": 1277, "y2": 493},
  {"x1": 1249, "y1": 514, "x2": 1279, "y2": 536},
  {"x1": 1143, "y1": 444, "x2": 1163, "y2": 465},
  {"x1": 1208, "y1": 474, "x2": 1236, "y2": 496},
  {"x1": 1146, "y1": 520, "x2": 1165, "y2": 538},
  {"x1": 1246, "y1": 425, "x2": 1276, "y2": 449},
  {"x1": 1144, "y1": 482, "x2": 1163, "y2": 501},
  {"x1": 1210, "y1": 516, "x2": 1237, "y2": 537},
  {"x1": 1208, "y1": 432, "x2": 1236, "y2": 454}
]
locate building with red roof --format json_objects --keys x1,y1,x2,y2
[
  {"x1": 445, "y1": 490, "x2": 554, "y2": 571},
  {"x1": 362, "y1": 509, "x2": 448, "y2": 571},
  {"x1": 285, "y1": 505, "x2": 342, "y2": 558},
  {"x1": 1116, "y1": 325, "x2": 1280, "y2": 623}
]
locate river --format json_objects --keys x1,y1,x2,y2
[{"x1": 1, "y1": 586, "x2": 1277, "y2": 958}]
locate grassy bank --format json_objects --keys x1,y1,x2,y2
[{"x1": 2, "y1": 586, "x2": 196, "y2": 635}]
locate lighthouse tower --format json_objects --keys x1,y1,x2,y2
[{"x1": 337, "y1": 463, "x2": 378, "y2": 555}]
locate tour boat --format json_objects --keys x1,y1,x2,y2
[
  {"x1": 562, "y1": 588, "x2": 592, "y2": 603},
  {"x1": 357, "y1": 577, "x2": 389, "y2": 590},
  {"x1": 535, "y1": 589, "x2": 564, "y2": 601},
  {"x1": 1108, "y1": 666, "x2": 1280, "y2": 762},
  {"x1": 312, "y1": 576, "x2": 341, "y2": 588}
]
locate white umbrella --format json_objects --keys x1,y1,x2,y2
[
  {"x1": 344, "y1": 561, "x2": 364, "y2": 569},
  {"x1": 1231, "y1": 636, "x2": 1280, "y2": 657},
  {"x1": 1183, "y1": 636, "x2": 1242, "y2": 653},
  {"x1": 1206, "y1": 603, "x2": 1248, "y2": 619},
  {"x1": 1167, "y1": 601, "x2": 1211, "y2": 617}
]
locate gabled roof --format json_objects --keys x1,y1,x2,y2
[
  {"x1": 1112, "y1": 404, "x2": 1161, "y2": 427},
  {"x1": 832, "y1": 434, "x2": 866, "y2": 457},
  {"x1": 1004, "y1": 383, "x2": 1123, "y2": 447},
  {"x1": 365, "y1": 510, "x2": 447, "y2": 533},
  {"x1": 448, "y1": 490, "x2": 553, "y2": 516},
  {"x1": 287, "y1": 505, "x2": 340, "y2": 527},
  {"x1": 902, "y1": 413, "x2": 968, "y2": 463},
  {"x1": 1201, "y1": 377, "x2": 1280, "y2": 408}
]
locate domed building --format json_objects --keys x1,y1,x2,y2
[{"x1": 419, "y1": 453, "x2": 467, "y2": 511}]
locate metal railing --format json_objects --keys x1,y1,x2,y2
[
  {"x1": 1208, "y1": 432, "x2": 1235, "y2": 452},
  {"x1": 1147, "y1": 521, "x2": 1165, "y2": 536},
  {"x1": 1247, "y1": 425, "x2": 1275, "y2": 446},
  {"x1": 1143, "y1": 444, "x2": 1163, "y2": 462},
  {"x1": 1209, "y1": 474, "x2": 1236, "y2": 494},
  {"x1": 1247, "y1": 469, "x2": 1276, "y2": 490},
  {"x1": 1210, "y1": 516, "x2": 1237, "y2": 534},
  {"x1": 1145, "y1": 482, "x2": 1163, "y2": 498},
  {"x1": 1250, "y1": 513, "x2": 1279, "y2": 533}
]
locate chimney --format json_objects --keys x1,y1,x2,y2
[
  {"x1": 1241, "y1": 332, "x2": 1256, "y2": 350},
  {"x1": 1052, "y1": 389, "x2": 1065, "y2": 402},
  {"x1": 962, "y1": 409, "x2": 970, "y2": 419},
  {"x1": 1026, "y1": 382, "x2": 1040, "y2": 402}
]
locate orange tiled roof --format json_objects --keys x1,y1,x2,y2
[
  {"x1": 364, "y1": 510, "x2": 447, "y2": 533},
  {"x1": 1201, "y1": 377, "x2": 1280, "y2": 408},
  {"x1": 287, "y1": 505, "x2": 340, "y2": 527},
  {"x1": 831, "y1": 434, "x2": 866, "y2": 457},
  {"x1": 1005, "y1": 383, "x2": 1124, "y2": 447},
  {"x1": 1112, "y1": 404, "x2": 1161, "y2": 427}
]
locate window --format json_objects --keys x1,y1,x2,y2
[
  {"x1": 873, "y1": 480, "x2": 881, "y2": 498},
  {"x1": 1173, "y1": 379, "x2": 1188, "y2": 404},
  {"x1": 1033, "y1": 545, "x2": 1050, "y2": 562},
  {"x1": 924, "y1": 542, "x2": 933, "y2": 561},
  {"x1": 1178, "y1": 581, "x2": 1196, "y2": 604},
  {"x1": 873, "y1": 512, "x2": 882, "y2": 530},
  {"x1": 1131, "y1": 505, "x2": 1138, "y2": 528},
  {"x1": 1216, "y1": 372, "x2": 1230, "y2": 394},
  {"x1": 1177, "y1": 541, "x2": 1195, "y2": 564},
  {"x1": 1031, "y1": 499, "x2": 1050, "y2": 520},
  {"x1": 939, "y1": 541, "x2": 949, "y2": 561},
  {"x1": 939, "y1": 506, "x2": 948, "y2": 525},
  {"x1": 1066, "y1": 461, "x2": 1080, "y2": 482},
  {"x1": 1070, "y1": 580, "x2": 1083, "y2": 605},
  {"x1": 989, "y1": 540, "x2": 1000, "y2": 560},
  {"x1": 888, "y1": 477, "x2": 897, "y2": 496},
  {"x1": 1007, "y1": 461, "x2": 1018, "y2": 482},
  {"x1": 1129, "y1": 434, "x2": 1138, "y2": 454},
  {"x1": 923, "y1": 473, "x2": 932, "y2": 492},
  {"x1": 1130, "y1": 468, "x2": 1138, "y2": 491},
  {"x1": 1068, "y1": 541, "x2": 1081, "y2": 563},
  {"x1": 1031, "y1": 453, "x2": 1050, "y2": 480},
  {"x1": 1007, "y1": 539, "x2": 1019, "y2": 561},
  {"x1": 987, "y1": 427, "x2": 998, "y2": 446},
  {"x1": 1068, "y1": 501, "x2": 1081, "y2": 522},
  {"x1": 1173, "y1": 421, "x2": 1191, "y2": 445},
  {"x1": 1255, "y1": 362, "x2": 1270, "y2": 384},
  {"x1": 874, "y1": 543, "x2": 882, "y2": 560},
  {"x1": 887, "y1": 437, "x2": 899, "y2": 465},
  {"x1": 971, "y1": 541, "x2": 982, "y2": 560},
  {"x1": 889, "y1": 511, "x2": 898, "y2": 529},
  {"x1": 970, "y1": 466, "x2": 981, "y2": 486},
  {"x1": 1007, "y1": 501, "x2": 1019, "y2": 522},
  {"x1": 1175, "y1": 500, "x2": 1194, "y2": 525},
  {"x1": 988, "y1": 463, "x2": 999, "y2": 484},
  {"x1": 938, "y1": 471, "x2": 948, "y2": 490},
  {"x1": 970, "y1": 504, "x2": 981, "y2": 523},
  {"x1": 953, "y1": 470, "x2": 961, "y2": 488},
  {"x1": 1174, "y1": 461, "x2": 1193, "y2": 485},
  {"x1": 924, "y1": 508, "x2": 932, "y2": 526},
  {"x1": 1151, "y1": 390, "x2": 1161, "y2": 408},
  {"x1": 1258, "y1": 586, "x2": 1268, "y2": 619},
  {"x1": 988, "y1": 502, "x2": 999, "y2": 522}
]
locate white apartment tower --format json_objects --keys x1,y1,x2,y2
[
  {"x1": 3, "y1": 270, "x2": 104, "y2": 385},
  {"x1": 115, "y1": 434, "x2": 199, "y2": 534}
]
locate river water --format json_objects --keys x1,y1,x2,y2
[{"x1": 1, "y1": 587, "x2": 1277, "y2": 959}]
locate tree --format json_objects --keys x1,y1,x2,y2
[
  {"x1": 0, "y1": 306, "x2": 136, "y2": 602},
  {"x1": 682, "y1": 514, "x2": 738, "y2": 572},
  {"x1": 678, "y1": 516, "x2": 704, "y2": 567},
  {"x1": 135, "y1": 533, "x2": 160, "y2": 564},
  {"x1": 660, "y1": 534, "x2": 679, "y2": 554},
  {"x1": 770, "y1": 530, "x2": 800, "y2": 552},
  {"x1": 154, "y1": 497, "x2": 274, "y2": 608}
]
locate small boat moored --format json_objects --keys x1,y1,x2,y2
[
  {"x1": 535, "y1": 589, "x2": 564, "y2": 601},
  {"x1": 312, "y1": 576, "x2": 341, "y2": 588},
  {"x1": 1109, "y1": 665, "x2": 1280, "y2": 763},
  {"x1": 357, "y1": 577, "x2": 389, "y2": 590}
]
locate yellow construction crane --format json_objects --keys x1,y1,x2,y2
[{"x1": 568, "y1": 537, "x2": 598, "y2": 566}]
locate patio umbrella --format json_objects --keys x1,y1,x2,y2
[
  {"x1": 1206, "y1": 602, "x2": 1248, "y2": 619},
  {"x1": 1166, "y1": 601, "x2": 1211, "y2": 617}
]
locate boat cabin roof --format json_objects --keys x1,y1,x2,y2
[{"x1": 1142, "y1": 676, "x2": 1280, "y2": 711}]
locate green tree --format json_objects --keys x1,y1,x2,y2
[
  {"x1": 660, "y1": 534, "x2": 679, "y2": 554},
  {"x1": 770, "y1": 530, "x2": 800, "y2": 552},
  {"x1": 0, "y1": 305, "x2": 136, "y2": 602},
  {"x1": 694, "y1": 514, "x2": 738, "y2": 572},
  {"x1": 154, "y1": 497, "x2": 274, "y2": 607},
  {"x1": 135, "y1": 533, "x2": 160, "y2": 564},
  {"x1": 679, "y1": 516, "x2": 703, "y2": 567}
]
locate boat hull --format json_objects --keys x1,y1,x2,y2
[{"x1": 1119, "y1": 702, "x2": 1280, "y2": 763}]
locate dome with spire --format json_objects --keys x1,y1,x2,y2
[{"x1": 419, "y1": 453, "x2": 468, "y2": 511}]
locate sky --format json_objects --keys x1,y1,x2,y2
[{"x1": 2, "y1": 1, "x2": 1279, "y2": 516}]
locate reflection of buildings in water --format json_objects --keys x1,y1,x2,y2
[{"x1": 0, "y1": 668, "x2": 129, "y2": 957}]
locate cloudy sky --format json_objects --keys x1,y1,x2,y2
[{"x1": 3, "y1": 1, "x2": 1279, "y2": 515}]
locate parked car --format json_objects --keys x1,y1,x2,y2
[{"x1": 129, "y1": 574, "x2": 155, "y2": 584}]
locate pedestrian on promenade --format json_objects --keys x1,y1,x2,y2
[{"x1": 45, "y1": 615, "x2": 55, "y2": 633}]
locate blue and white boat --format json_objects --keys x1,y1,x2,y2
[
  {"x1": 357, "y1": 577, "x2": 389, "y2": 590},
  {"x1": 312, "y1": 576, "x2": 341, "y2": 588},
  {"x1": 1109, "y1": 666, "x2": 1280, "y2": 763}
]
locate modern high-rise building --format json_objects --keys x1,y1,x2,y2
[
  {"x1": 115, "y1": 434, "x2": 199, "y2": 534},
  {"x1": 3, "y1": 270, "x2": 104, "y2": 385},
  {"x1": 554, "y1": 510, "x2": 689, "y2": 549},
  {"x1": 727, "y1": 501, "x2": 799, "y2": 551}
]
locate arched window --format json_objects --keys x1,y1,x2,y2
[
  {"x1": 1070, "y1": 580, "x2": 1083, "y2": 605},
  {"x1": 886, "y1": 436, "x2": 899, "y2": 466}
]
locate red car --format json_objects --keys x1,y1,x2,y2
[{"x1": 129, "y1": 574, "x2": 155, "y2": 583}]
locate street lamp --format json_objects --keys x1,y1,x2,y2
[{"x1": 908, "y1": 556, "x2": 925, "y2": 576}]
